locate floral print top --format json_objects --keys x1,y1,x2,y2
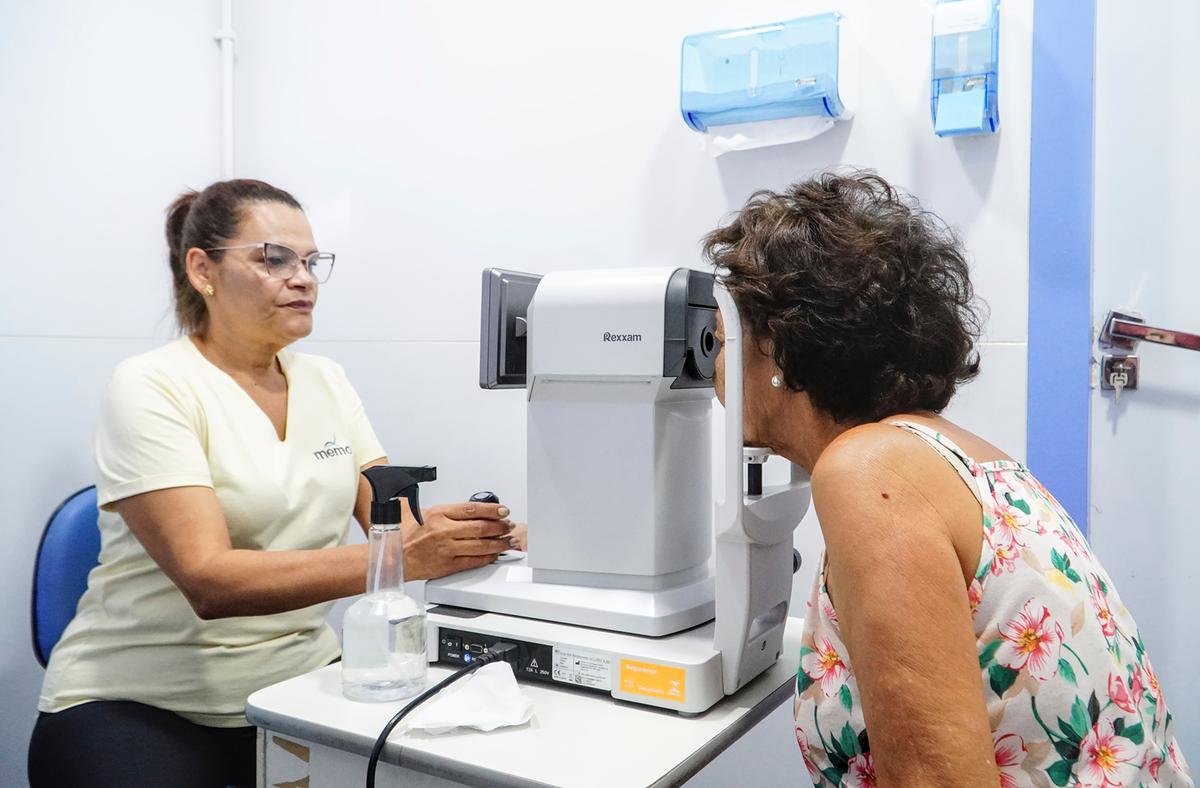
[{"x1": 794, "y1": 421, "x2": 1192, "y2": 787}]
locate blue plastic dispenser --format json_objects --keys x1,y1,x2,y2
[
  {"x1": 931, "y1": 0, "x2": 1000, "y2": 137},
  {"x1": 681, "y1": 13, "x2": 852, "y2": 151}
]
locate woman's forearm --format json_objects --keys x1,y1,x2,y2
[
  {"x1": 190, "y1": 543, "x2": 369, "y2": 619},
  {"x1": 116, "y1": 484, "x2": 509, "y2": 620}
]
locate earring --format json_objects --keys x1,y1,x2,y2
[
  {"x1": 204, "y1": 285, "x2": 215, "y2": 296},
  {"x1": 771, "y1": 374, "x2": 783, "y2": 388}
]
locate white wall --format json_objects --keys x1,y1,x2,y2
[
  {"x1": 0, "y1": 2, "x2": 222, "y2": 785},
  {"x1": 0, "y1": 1, "x2": 1032, "y2": 786}
]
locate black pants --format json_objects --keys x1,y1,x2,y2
[{"x1": 28, "y1": 700, "x2": 256, "y2": 788}]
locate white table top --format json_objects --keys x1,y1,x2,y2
[{"x1": 246, "y1": 617, "x2": 803, "y2": 788}]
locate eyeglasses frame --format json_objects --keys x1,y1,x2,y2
[{"x1": 202, "y1": 242, "x2": 335, "y2": 284}]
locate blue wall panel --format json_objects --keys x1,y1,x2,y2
[{"x1": 1027, "y1": 1, "x2": 1095, "y2": 532}]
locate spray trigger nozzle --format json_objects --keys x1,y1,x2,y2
[{"x1": 361, "y1": 465, "x2": 437, "y2": 526}]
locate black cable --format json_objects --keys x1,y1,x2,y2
[{"x1": 365, "y1": 642, "x2": 519, "y2": 788}]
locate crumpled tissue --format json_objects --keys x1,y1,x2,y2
[{"x1": 404, "y1": 662, "x2": 534, "y2": 735}]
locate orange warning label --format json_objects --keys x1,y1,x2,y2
[{"x1": 618, "y1": 659, "x2": 686, "y2": 703}]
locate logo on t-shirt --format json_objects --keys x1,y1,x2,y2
[{"x1": 313, "y1": 436, "x2": 354, "y2": 461}]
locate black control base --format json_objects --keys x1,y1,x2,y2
[{"x1": 435, "y1": 626, "x2": 606, "y2": 695}]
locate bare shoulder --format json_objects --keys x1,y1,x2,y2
[
  {"x1": 813, "y1": 421, "x2": 987, "y2": 590},
  {"x1": 812, "y1": 422, "x2": 949, "y2": 494},
  {"x1": 810, "y1": 422, "x2": 976, "y2": 547}
]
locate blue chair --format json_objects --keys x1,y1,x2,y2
[{"x1": 31, "y1": 486, "x2": 101, "y2": 666}]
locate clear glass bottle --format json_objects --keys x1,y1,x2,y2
[{"x1": 341, "y1": 522, "x2": 427, "y2": 701}]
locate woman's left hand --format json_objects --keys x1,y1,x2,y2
[{"x1": 401, "y1": 501, "x2": 513, "y2": 581}]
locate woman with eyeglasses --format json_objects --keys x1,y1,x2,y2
[{"x1": 28, "y1": 179, "x2": 524, "y2": 788}]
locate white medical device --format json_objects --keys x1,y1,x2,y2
[{"x1": 424, "y1": 267, "x2": 810, "y2": 714}]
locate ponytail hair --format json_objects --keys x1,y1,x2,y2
[
  {"x1": 166, "y1": 190, "x2": 203, "y2": 334},
  {"x1": 164, "y1": 179, "x2": 303, "y2": 334}
]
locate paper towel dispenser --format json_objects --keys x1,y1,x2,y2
[
  {"x1": 680, "y1": 12, "x2": 853, "y2": 143},
  {"x1": 930, "y1": 0, "x2": 1000, "y2": 137}
]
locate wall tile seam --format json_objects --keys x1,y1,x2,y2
[
  {"x1": 302, "y1": 339, "x2": 479, "y2": 345},
  {"x1": 0, "y1": 336, "x2": 481, "y2": 344},
  {"x1": 0, "y1": 339, "x2": 1030, "y2": 350},
  {"x1": 0, "y1": 334, "x2": 171, "y2": 341}
]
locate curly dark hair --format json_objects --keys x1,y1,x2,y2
[{"x1": 703, "y1": 171, "x2": 984, "y2": 424}]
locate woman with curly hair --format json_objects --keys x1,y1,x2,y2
[{"x1": 705, "y1": 172, "x2": 1190, "y2": 787}]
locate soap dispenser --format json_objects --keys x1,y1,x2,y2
[{"x1": 341, "y1": 465, "x2": 436, "y2": 702}]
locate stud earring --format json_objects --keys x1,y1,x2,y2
[
  {"x1": 771, "y1": 374, "x2": 783, "y2": 388},
  {"x1": 204, "y1": 285, "x2": 215, "y2": 296}
]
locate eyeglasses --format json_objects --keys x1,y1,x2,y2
[{"x1": 204, "y1": 242, "x2": 335, "y2": 284}]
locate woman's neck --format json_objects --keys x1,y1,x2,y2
[
  {"x1": 192, "y1": 325, "x2": 283, "y2": 381},
  {"x1": 772, "y1": 405, "x2": 946, "y2": 473},
  {"x1": 768, "y1": 396, "x2": 855, "y2": 473}
]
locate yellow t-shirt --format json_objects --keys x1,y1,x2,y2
[{"x1": 38, "y1": 337, "x2": 385, "y2": 727}]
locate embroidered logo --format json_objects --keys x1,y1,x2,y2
[{"x1": 313, "y1": 436, "x2": 353, "y2": 461}]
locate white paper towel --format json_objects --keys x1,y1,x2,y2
[
  {"x1": 404, "y1": 662, "x2": 534, "y2": 735},
  {"x1": 702, "y1": 115, "x2": 841, "y2": 156}
]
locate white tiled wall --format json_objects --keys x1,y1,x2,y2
[
  {"x1": 2, "y1": 2, "x2": 1032, "y2": 786},
  {"x1": 1, "y1": 2, "x2": 223, "y2": 784},
  {"x1": 0, "y1": 3, "x2": 220, "y2": 339}
]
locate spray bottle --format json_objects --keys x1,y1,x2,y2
[{"x1": 341, "y1": 465, "x2": 436, "y2": 702}]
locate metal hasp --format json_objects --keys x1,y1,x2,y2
[
  {"x1": 1100, "y1": 355, "x2": 1139, "y2": 404},
  {"x1": 1100, "y1": 310, "x2": 1200, "y2": 353},
  {"x1": 1100, "y1": 356, "x2": 1139, "y2": 391}
]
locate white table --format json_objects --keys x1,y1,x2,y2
[{"x1": 247, "y1": 617, "x2": 803, "y2": 788}]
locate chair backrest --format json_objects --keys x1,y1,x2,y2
[{"x1": 32, "y1": 486, "x2": 101, "y2": 666}]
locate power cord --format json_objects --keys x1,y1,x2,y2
[{"x1": 365, "y1": 642, "x2": 519, "y2": 788}]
